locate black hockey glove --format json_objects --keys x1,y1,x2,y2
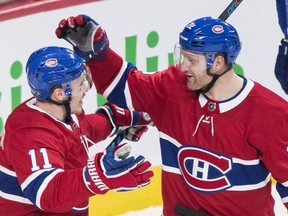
[{"x1": 55, "y1": 14, "x2": 109, "y2": 61}]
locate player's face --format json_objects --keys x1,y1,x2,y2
[
  {"x1": 179, "y1": 50, "x2": 213, "y2": 91},
  {"x1": 69, "y1": 73, "x2": 89, "y2": 115}
]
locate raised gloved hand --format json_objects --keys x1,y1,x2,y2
[
  {"x1": 275, "y1": 39, "x2": 288, "y2": 94},
  {"x1": 55, "y1": 14, "x2": 109, "y2": 61},
  {"x1": 84, "y1": 143, "x2": 153, "y2": 194},
  {"x1": 96, "y1": 102, "x2": 153, "y2": 140}
]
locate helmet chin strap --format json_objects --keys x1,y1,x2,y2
[
  {"x1": 201, "y1": 64, "x2": 233, "y2": 93},
  {"x1": 46, "y1": 97, "x2": 72, "y2": 123}
]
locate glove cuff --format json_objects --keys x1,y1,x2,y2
[
  {"x1": 96, "y1": 104, "x2": 119, "y2": 136},
  {"x1": 83, "y1": 154, "x2": 111, "y2": 194},
  {"x1": 135, "y1": 112, "x2": 152, "y2": 126}
]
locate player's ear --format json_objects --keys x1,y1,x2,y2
[
  {"x1": 212, "y1": 54, "x2": 226, "y2": 74},
  {"x1": 51, "y1": 87, "x2": 66, "y2": 101},
  {"x1": 214, "y1": 55, "x2": 225, "y2": 66}
]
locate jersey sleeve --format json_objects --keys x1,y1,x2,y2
[
  {"x1": 4, "y1": 118, "x2": 92, "y2": 212},
  {"x1": 83, "y1": 112, "x2": 112, "y2": 144},
  {"x1": 87, "y1": 49, "x2": 165, "y2": 111},
  {"x1": 87, "y1": 48, "x2": 187, "y2": 124},
  {"x1": 261, "y1": 110, "x2": 288, "y2": 208}
]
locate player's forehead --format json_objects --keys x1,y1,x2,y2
[{"x1": 182, "y1": 49, "x2": 205, "y2": 59}]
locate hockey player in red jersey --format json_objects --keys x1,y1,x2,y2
[
  {"x1": 56, "y1": 15, "x2": 288, "y2": 215},
  {"x1": 0, "y1": 46, "x2": 153, "y2": 215}
]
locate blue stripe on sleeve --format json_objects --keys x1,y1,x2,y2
[
  {"x1": 107, "y1": 62, "x2": 137, "y2": 109},
  {"x1": 22, "y1": 168, "x2": 57, "y2": 205},
  {"x1": 0, "y1": 169, "x2": 25, "y2": 197}
]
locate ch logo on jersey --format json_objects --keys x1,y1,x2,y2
[{"x1": 178, "y1": 146, "x2": 232, "y2": 192}]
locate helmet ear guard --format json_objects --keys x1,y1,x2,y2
[
  {"x1": 61, "y1": 82, "x2": 73, "y2": 97},
  {"x1": 205, "y1": 53, "x2": 217, "y2": 68},
  {"x1": 176, "y1": 16, "x2": 241, "y2": 68}
]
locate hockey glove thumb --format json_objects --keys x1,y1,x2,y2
[
  {"x1": 55, "y1": 14, "x2": 109, "y2": 61},
  {"x1": 84, "y1": 144, "x2": 153, "y2": 194}
]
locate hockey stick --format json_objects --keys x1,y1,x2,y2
[
  {"x1": 106, "y1": 128, "x2": 129, "y2": 149},
  {"x1": 285, "y1": 0, "x2": 288, "y2": 36},
  {"x1": 105, "y1": 128, "x2": 131, "y2": 159},
  {"x1": 218, "y1": 0, "x2": 243, "y2": 21}
]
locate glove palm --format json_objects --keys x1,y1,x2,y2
[{"x1": 56, "y1": 15, "x2": 109, "y2": 61}]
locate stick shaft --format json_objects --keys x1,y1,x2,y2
[
  {"x1": 106, "y1": 128, "x2": 129, "y2": 148},
  {"x1": 285, "y1": 0, "x2": 288, "y2": 35},
  {"x1": 218, "y1": 0, "x2": 243, "y2": 21}
]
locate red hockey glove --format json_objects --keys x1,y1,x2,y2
[
  {"x1": 55, "y1": 14, "x2": 109, "y2": 61},
  {"x1": 96, "y1": 102, "x2": 153, "y2": 139},
  {"x1": 84, "y1": 143, "x2": 153, "y2": 194}
]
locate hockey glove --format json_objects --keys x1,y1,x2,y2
[
  {"x1": 96, "y1": 102, "x2": 152, "y2": 139},
  {"x1": 126, "y1": 126, "x2": 149, "y2": 142},
  {"x1": 55, "y1": 14, "x2": 109, "y2": 61},
  {"x1": 275, "y1": 39, "x2": 288, "y2": 94},
  {"x1": 84, "y1": 143, "x2": 153, "y2": 194}
]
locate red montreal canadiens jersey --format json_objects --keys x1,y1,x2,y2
[
  {"x1": 0, "y1": 98, "x2": 111, "y2": 215},
  {"x1": 89, "y1": 49, "x2": 288, "y2": 215}
]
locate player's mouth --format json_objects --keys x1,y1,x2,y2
[{"x1": 187, "y1": 75, "x2": 195, "y2": 80}]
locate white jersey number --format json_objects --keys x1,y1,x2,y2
[{"x1": 28, "y1": 148, "x2": 52, "y2": 172}]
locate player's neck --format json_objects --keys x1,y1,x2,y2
[
  {"x1": 204, "y1": 71, "x2": 244, "y2": 101},
  {"x1": 35, "y1": 100, "x2": 67, "y2": 122}
]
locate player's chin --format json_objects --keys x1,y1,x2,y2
[
  {"x1": 71, "y1": 105, "x2": 83, "y2": 115},
  {"x1": 74, "y1": 109, "x2": 83, "y2": 115},
  {"x1": 186, "y1": 82, "x2": 198, "y2": 91}
]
